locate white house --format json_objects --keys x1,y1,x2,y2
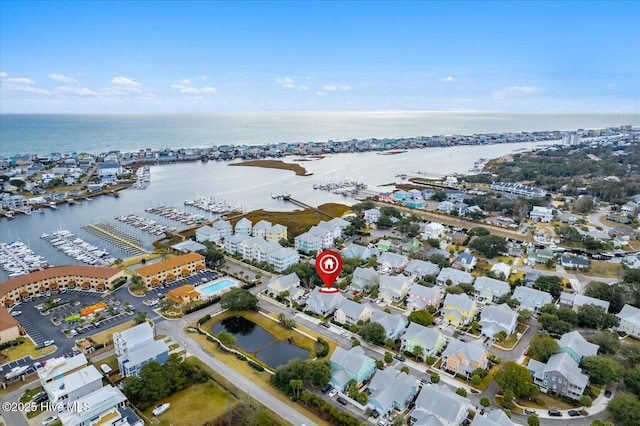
[
  {"x1": 234, "y1": 218, "x2": 252, "y2": 235},
  {"x1": 529, "y1": 206, "x2": 554, "y2": 222},
  {"x1": 364, "y1": 208, "x2": 381, "y2": 224},
  {"x1": 617, "y1": 304, "x2": 640, "y2": 338},
  {"x1": 480, "y1": 303, "x2": 518, "y2": 337},
  {"x1": 422, "y1": 222, "x2": 445, "y2": 239},
  {"x1": 267, "y1": 273, "x2": 304, "y2": 300},
  {"x1": 377, "y1": 251, "x2": 409, "y2": 273}
]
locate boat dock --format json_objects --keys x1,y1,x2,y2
[
  {"x1": 273, "y1": 194, "x2": 334, "y2": 218},
  {"x1": 145, "y1": 205, "x2": 207, "y2": 225},
  {"x1": 82, "y1": 223, "x2": 148, "y2": 256},
  {"x1": 116, "y1": 214, "x2": 176, "y2": 236},
  {"x1": 41, "y1": 229, "x2": 116, "y2": 266},
  {"x1": 184, "y1": 196, "x2": 242, "y2": 215},
  {"x1": 0, "y1": 241, "x2": 48, "y2": 276}
]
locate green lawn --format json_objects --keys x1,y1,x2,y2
[{"x1": 150, "y1": 381, "x2": 236, "y2": 426}]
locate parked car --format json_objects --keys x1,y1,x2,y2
[
  {"x1": 10, "y1": 310, "x2": 22, "y2": 316},
  {"x1": 100, "y1": 364, "x2": 112, "y2": 374},
  {"x1": 371, "y1": 410, "x2": 380, "y2": 419},
  {"x1": 42, "y1": 416, "x2": 58, "y2": 425},
  {"x1": 321, "y1": 384, "x2": 332, "y2": 393},
  {"x1": 328, "y1": 389, "x2": 338, "y2": 398},
  {"x1": 43, "y1": 340, "x2": 54, "y2": 347},
  {"x1": 52, "y1": 298, "x2": 62, "y2": 303},
  {"x1": 393, "y1": 354, "x2": 406, "y2": 362},
  {"x1": 337, "y1": 396, "x2": 348, "y2": 406},
  {"x1": 420, "y1": 379, "x2": 430, "y2": 387},
  {"x1": 321, "y1": 322, "x2": 330, "y2": 328},
  {"x1": 523, "y1": 409, "x2": 536, "y2": 415},
  {"x1": 605, "y1": 390, "x2": 612, "y2": 398},
  {"x1": 568, "y1": 410, "x2": 581, "y2": 417},
  {"x1": 33, "y1": 362, "x2": 43, "y2": 370},
  {"x1": 548, "y1": 409, "x2": 562, "y2": 417}
]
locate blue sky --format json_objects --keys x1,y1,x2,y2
[{"x1": 1, "y1": 1, "x2": 638, "y2": 113}]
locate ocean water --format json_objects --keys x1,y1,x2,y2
[{"x1": 1, "y1": 111, "x2": 638, "y2": 157}]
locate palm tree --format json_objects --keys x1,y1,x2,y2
[{"x1": 289, "y1": 379, "x2": 303, "y2": 398}]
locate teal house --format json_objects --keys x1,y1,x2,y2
[{"x1": 329, "y1": 346, "x2": 376, "y2": 390}]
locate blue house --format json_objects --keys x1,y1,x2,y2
[
  {"x1": 118, "y1": 339, "x2": 169, "y2": 377},
  {"x1": 330, "y1": 346, "x2": 376, "y2": 390},
  {"x1": 403, "y1": 199, "x2": 424, "y2": 208}
]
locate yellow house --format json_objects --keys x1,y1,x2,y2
[
  {"x1": 442, "y1": 293, "x2": 477, "y2": 326},
  {"x1": 265, "y1": 224, "x2": 287, "y2": 242}
]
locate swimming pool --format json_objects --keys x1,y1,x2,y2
[{"x1": 197, "y1": 278, "x2": 238, "y2": 297}]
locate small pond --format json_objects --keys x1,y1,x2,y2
[{"x1": 211, "y1": 315, "x2": 310, "y2": 368}]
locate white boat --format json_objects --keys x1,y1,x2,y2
[{"x1": 152, "y1": 403, "x2": 170, "y2": 416}]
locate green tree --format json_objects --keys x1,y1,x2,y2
[
  {"x1": 413, "y1": 345, "x2": 424, "y2": 361},
  {"x1": 527, "y1": 414, "x2": 540, "y2": 426},
  {"x1": 527, "y1": 335, "x2": 560, "y2": 362},
  {"x1": 480, "y1": 397, "x2": 491, "y2": 408},
  {"x1": 577, "y1": 304, "x2": 619, "y2": 329},
  {"x1": 534, "y1": 275, "x2": 563, "y2": 298},
  {"x1": 494, "y1": 361, "x2": 539, "y2": 399},
  {"x1": 580, "y1": 355, "x2": 623, "y2": 384},
  {"x1": 217, "y1": 331, "x2": 236, "y2": 347},
  {"x1": 471, "y1": 374, "x2": 481, "y2": 386},
  {"x1": 456, "y1": 387, "x2": 467, "y2": 397},
  {"x1": 607, "y1": 392, "x2": 640, "y2": 426},
  {"x1": 407, "y1": 310, "x2": 435, "y2": 326},
  {"x1": 289, "y1": 379, "x2": 303, "y2": 398},
  {"x1": 376, "y1": 215, "x2": 393, "y2": 228},
  {"x1": 430, "y1": 372, "x2": 440, "y2": 383},
  {"x1": 384, "y1": 352, "x2": 393, "y2": 364},
  {"x1": 493, "y1": 330, "x2": 508, "y2": 342},
  {"x1": 468, "y1": 227, "x2": 491, "y2": 237},
  {"x1": 584, "y1": 281, "x2": 624, "y2": 313},
  {"x1": 429, "y1": 253, "x2": 450, "y2": 268},
  {"x1": 358, "y1": 322, "x2": 386, "y2": 345},
  {"x1": 621, "y1": 345, "x2": 640, "y2": 366},
  {"x1": 587, "y1": 330, "x2": 620, "y2": 355},
  {"x1": 426, "y1": 238, "x2": 441, "y2": 249},
  {"x1": 624, "y1": 364, "x2": 640, "y2": 395},
  {"x1": 579, "y1": 395, "x2": 593, "y2": 408},
  {"x1": 220, "y1": 288, "x2": 258, "y2": 311},
  {"x1": 134, "y1": 310, "x2": 148, "y2": 325},
  {"x1": 502, "y1": 389, "x2": 514, "y2": 409},
  {"x1": 469, "y1": 235, "x2": 508, "y2": 258}
]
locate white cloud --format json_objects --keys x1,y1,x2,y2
[
  {"x1": 181, "y1": 87, "x2": 200, "y2": 95},
  {"x1": 5, "y1": 77, "x2": 35, "y2": 85},
  {"x1": 275, "y1": 77, "x2": 308, "y2": 91},
  {"x1": 492, "y1": 86, "x2": 543, "y2": 99},
  {"x1": 48, "y1": 73, "x2": 77, "y2": 83},
  {"x1": 316, "y1": 91, "x2": 326, "y2": 96},
  {"x1": 201, "y1": 87, "x2": 217, "y2": 94},
  {"x1": 55, "y1": 86, "x2": 97, "y2": 96},
  {"x1": 170, "y1": 80, "x2": 217, "y2": 95},
  {"x1": 179, "y1": 79, "x2": 191, "y2": 84},
  {"x1": 111, "y1": 77, "x2": 142, "y2": 92},
  {"x1": 322, "y1": 84, "x2": 351, "y2": 91},
  {"x1": 0, "y1": 72, "x2": 7, "y2": 78},
  {"x1": 440, "y1": 76, "x2": 456, "y2": 82}
]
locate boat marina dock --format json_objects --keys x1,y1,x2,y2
[
  {"x1": 81, "y1": 223, "x2": 147, "y2": 257},
  {"x1": 0, "y1": 241, "x2": 48, "y2": 277},
  {"x1": 116, "y1": 214, "x2": 177, "y2": 236},
  {"x1": 41, "y1": 229, "x2": 116, "y2": 266}
]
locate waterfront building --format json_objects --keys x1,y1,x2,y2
[
  {"x1": 134, "y1": 253, "x2": 205, "y2": 287},
  {"x1": 265, "y1": 224, "x2": 287, "y2": 242},
  {"x1": 252, "y1": 220, "x2": 272, "y2": 238},
  {"x1": 266, "y1": 247, "x2": 299, "y2": 272},
  {"x1": 294, "y1": 232, "x2": 322, "y2": 254},
  {"x1": 234, "y1": 218, "x2": 252, "y2": 235},
  {"x1": 0, "y1": 265, "x2": 125, "y2": 308}
]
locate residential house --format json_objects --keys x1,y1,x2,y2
[
  {"x1": 114, "y1": 322, "x2": 154, "y2": 357},
  {"x1": 406, "y1": 284, "x2": 442, "y2": 311},
  {"x1": 558, "y1": 293, "x2": 610, "y2": 313},
  {"x1": 394, "y1": 190, "x2": 409, "y2": 200},
  {"x1": 57, "y1": 385, "x2": 142, "y2": 426},
  {"x1": 558, "y1": 331, "x2": 599, "y2": 363},
  {"x1": 166, "y1": 285, "x2": 201, "y2": 306},
  {"x1": 252, "y1": 220, "x2": 272, "y2": 238},
  {"x1": 43, "y1": 365, "x2": 103, "y2": 406},
  {"x1": 171, "y1": 240, "x2": 207, "y2": 254},
  {"x1": 38, "y1": 354, "x2": 88, "y2": 385},
  {"x1": 528, "y1": 248, "x2": 554, "y2": 264},
  {"x1": 512, "y1": 287, "x2": 553, "y2": 312},
  {"x1": 527, "y1": 352, "x2": 589, "y2": 399},
  {"x1": 294, "y1": 232, "x2": 323, "y2": 254},
  {"x1": 196, "y1": 225, "x2": 217, "y2": 243},
  {"x1": 377, "y1": 239, "x2": 393, "y2": 252},
  {"x1": 378, "y1": 274, "x2": 412, "y2": 303},
  {"x1": 422, "y1": 222, "x2": 445, "y2": 239},
  {"x1": 266, "y1": 224, "x2": 287, "y2": 242},
  {"x1": 370, "y1": 310, "x2": 408, "y2": 341},
  {"x1": 442, "y1": 293, "x2": 477, "y2": 326},
  {"x1": 234, "y1": 218, "x2": 252, "y2": 235},
  {"x1": 334, "y1": 299, "x2": 374, "y2": 325},
  {"x1": 473, "y1": 277, "x2": 510, "y2": 302},
  {"x1": 560, "y1": 255, "x2": 590, "y2": 269},
  {"x1": 367, "y1": 367, "x2": 419, "y2": 415},
  {"x1": 529, "y1": 206, "x2": 554, "y2": 222},
  {"x1": 118, "y1": 339, "x2": 170, "y2": 377},
  {"x1": 305, "y1": 287, "x2": 346, "y2": 317},
  {"x1": 470, "y1": 410, "x2": 514, "y2": 426},
  {"x1": 317, "y1": 218, "x2": 349, "y2": 239},
  {"x1": 401, "y1": 238, "x2": 421, "y2": 256},
  {"x1": 436, "y1": 267, "x2": 474, "y2": 287},
  {"x1": 267, "y1": 247, "x2": 300, "y2": 272},
  {"x1": 525, "y1": 271, "x2": 540, "y2": 288},
  {"x1": 349, "y1": 267, "x2": 380, "y2": 292},
  {"x1": 441, "y1": 339, "x2": 488, "y2": 377},
  {"x1": 329, "y1": 346, "x2": 376, "y2": 390},
  {"x1": 489, "y1": 262, "x2": 512, "y2": 280},
  {"x1": 267, "y1": 273, "x2": 304, "y2": 300},
  {"x1": 377, "y1": 251, "x2": 409, "y2": 273},
  {"x1": 410, "y1": 384, "x2": 472, "y2": 426},
  {"x1": 404, "y1": 259, "x2": 440, "y2": 279},
  {"x1": 479, "y1": 304, "x2": 518, "y2": 337},
  {"x1": 438, "y1": 200, "x2": 454, "y2": 214},
  {"x1": 364, "y1": 208, "x2": 381, "y2": 224},
  {"x1": 404, "y1": 199, "x2": 424, "y2": 208},
  {"x1": 401, "y1": 322, "x2": 446, "y2": 356},
  {"x1": 616, "y1": 304, "x2": 640, "y2": 338},
  {"x1": 308, "y1": 225, "x2": 334, "y2": 248},
  {"x1": 342, "y1": 243, "x2": 377, "y2": 260},
  {"x1": 453, "y1": 252, "x2": 477, "y2": 272},
  {"x1": 0, "y1": 308, "x2": 19, "y2": 343}
]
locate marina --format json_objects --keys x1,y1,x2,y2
[
  {"x1": 312, "y1": 180, "x2": 367, "y2": 195},
  {"x1": 132, "y1": 165, "x2": 151, "y2": 190},
  {"x1": 183, "y1": 196, "x2": 243, "y2": 215},
  {"x1": 41, "y1": 229, "x2": 116, "y2": 266},
  {"x1": 81, "y1": 223, "x2": 148, "y2": 257},
  {"x1": 0, "y1": 241, "x2": 48, "y2": 276},
  {"x1": 116, "y1": 214, "x2": 176, "y2": 236},
  {"x1": 145, "y1": 205, "x2": 208, "y2": 225}
]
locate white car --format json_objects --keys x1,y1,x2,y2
[
  {"x1": 10, "y1": 310, "x2": 22, "y2": 316},
  {"x1": 100, "y1": 364, "x2": 112, "y2": 374},
  {"x1": 43, "y1": 340, "x2": 55, "y2": 347},
  {"x1": 328, "y1": 389, "x2": 338, "y2": 397},
  {"x1": 42, "y1": 415, "x2": 58, "y2": 425}
]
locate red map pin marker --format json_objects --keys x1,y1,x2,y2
[{"x1": 316, "y1": 250, "x2": 343, "y2": 293}]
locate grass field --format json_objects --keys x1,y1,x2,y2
[
  {"x1": 150, "y1": 380, "x2": 236, "y2": 426},
  {"x1": 0, "y1": 339, "x2": 56, "y2": 364},
  {"x1": 233, "y1": 203, "x2": 351, "y2": 242},
  {"x1": 229, "y1": 159, "x2": 313, "y2": 176},
  {"x1": 583, "y1": 261, "x2": 624, "y2": 279}
]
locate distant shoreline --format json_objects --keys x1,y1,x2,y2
[{"x1": 228, "y1": 159, "x2": 313, "y2": 176}]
